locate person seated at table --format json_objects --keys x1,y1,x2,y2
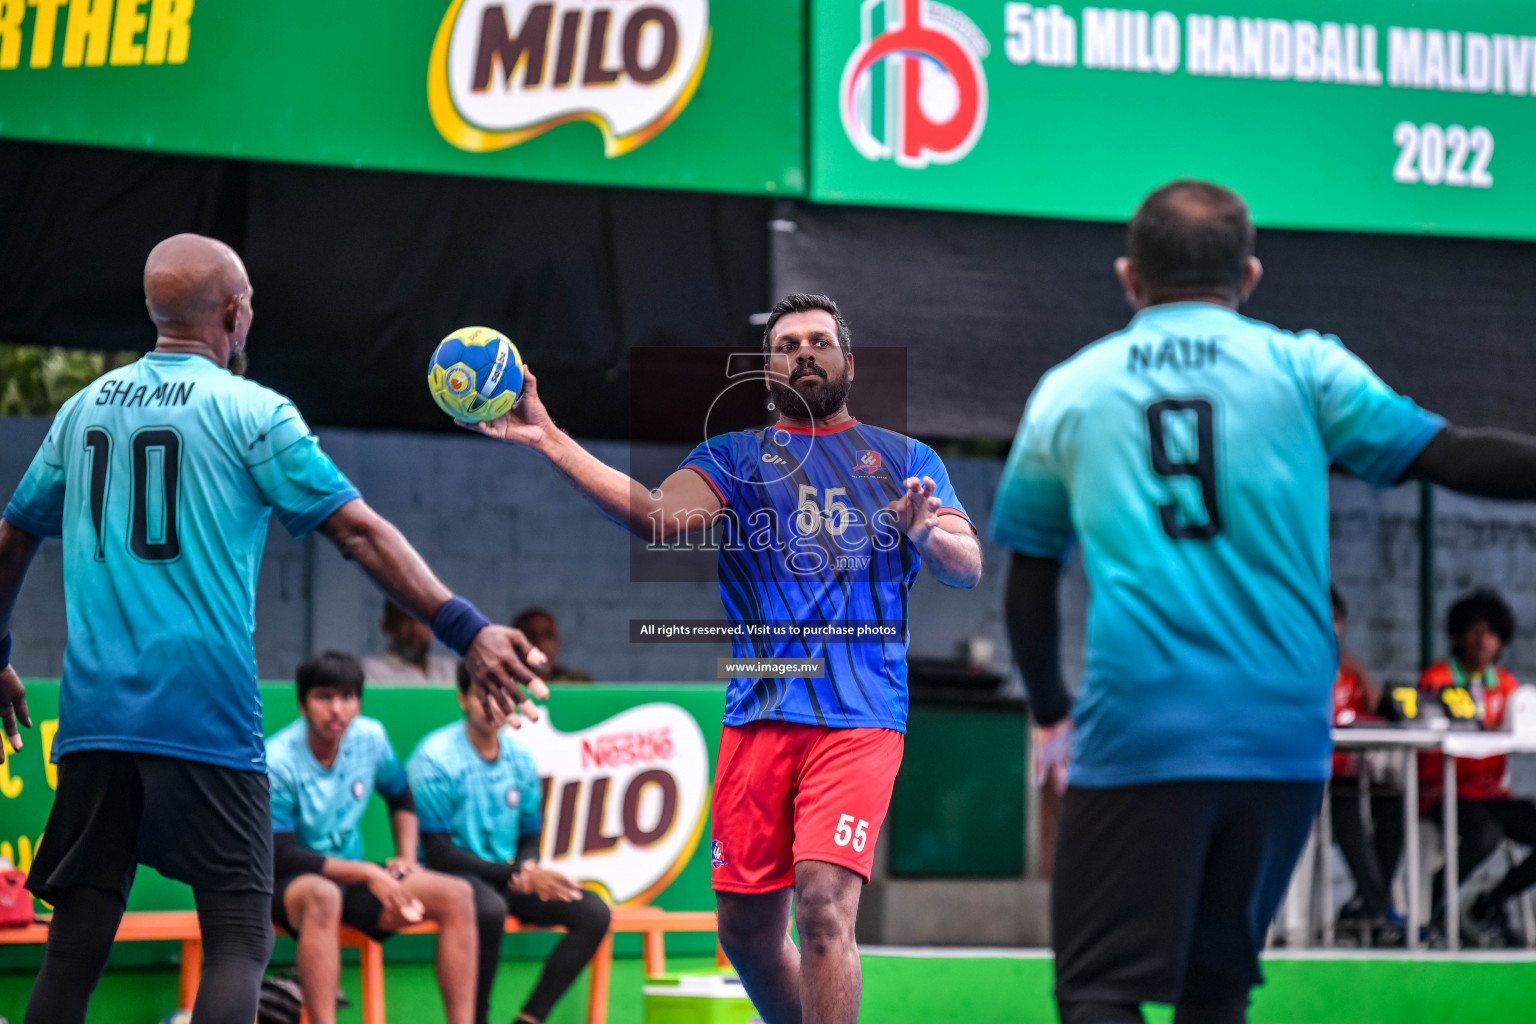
[
  {"x1": 1329, "y1": 588, "x2": 1405, "y2": 932},
  {"x1": 408, "y1": 663, "x2": 611, "y2": 1024},
  {"x1": 512, "y1": 607, "x2": 594, "y2": 683},
  {"x1": 1420, "y1": 590, "x2": 1536, "y2": 947},
  {"x1": 361, "y1": 599, "x2": 460, "y2": 684},
  {"x1": 267, "y1": 652, "x2": 480, "y2": 1024}
]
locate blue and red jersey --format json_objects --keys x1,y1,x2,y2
[{"x1": 680, "y1": 419, "x2": 971, "y2": 732}]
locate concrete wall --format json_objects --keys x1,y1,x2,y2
[
  {"x1": 0, "y1": 420, "x2": 1023, "y2": 684},
  {"x1": 7, "y1": 415, "x2": 1536, "y2": 687}
]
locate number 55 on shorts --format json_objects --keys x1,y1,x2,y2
[{"x1": 833, "y1": 814, "x2": 870, "y2": 852}]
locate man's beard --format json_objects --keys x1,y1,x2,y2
[
  {"x1": 228, "y1": 344, "x2": 249, "y2": 377},
  {"x1": 768, "y1": 367, "x2": 853, "y2": 420}
]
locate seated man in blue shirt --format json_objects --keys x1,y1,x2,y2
[
  {"x1": 268, "y1": 652, "x2": 479, "y2": 1024},
  {"x1": 409, "y1": 664, "x2": 611, "y2": 1024}
]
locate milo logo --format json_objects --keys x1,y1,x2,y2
[{"x1": 429, "y1": 0, "x2": 711, "y2": 156}]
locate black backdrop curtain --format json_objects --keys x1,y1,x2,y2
[
  {"x1": 0, "y1": 140, "x2": 771, "y2": 437},
  {"x1": 4, "y1": 139, "x2": 1536, "y2": 440},
  {"x1": 772, "y1": 202, "x2": 1536, "y2": 440}
]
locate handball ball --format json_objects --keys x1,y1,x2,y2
[{"x1": 426, "y1": 326, "x2": 525, "y2": 423}]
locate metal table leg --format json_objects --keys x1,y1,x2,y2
[
  {"x1": 1445, "y1": 754, "x2": 1459, "y2": 952},
  {"x1": 1319, "y1": 778, "x2": 1335, "y2": 948},
  {"x1": 1406, "y1": 752, "x2": 1421, "y2": 951},
  {"x1": 1360, "y1": 769, "x2": 1373, "y2": 949}
]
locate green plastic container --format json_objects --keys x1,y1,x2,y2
[{"x1": 642, "y1": 970, "x2": 759, "y2": 1024}]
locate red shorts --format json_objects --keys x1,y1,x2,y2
[{"x1": 709, "y1": 721, "x2": 904, "y2": 892}]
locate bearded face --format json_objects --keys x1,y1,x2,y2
[{"x1": 767, "y1": 360, "x2": 853, "y2": 420}]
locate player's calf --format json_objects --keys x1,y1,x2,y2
[{"x1": 399, "y1": 870, "x2": 479, "y2": 1024}]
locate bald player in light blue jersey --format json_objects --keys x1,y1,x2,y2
[
  {"x1": 994, "y1": 180, "x2": 1536, "y2": 1024},
  {"x1": 0, "y1": 234, "x2": 549, "y2": 1024}
]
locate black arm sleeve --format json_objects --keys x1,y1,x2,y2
[
  {"x1": 420, "y1": 831, "x2": 517, "y2": 886},
  {"x1": 273, "y1": 832, "x2": 326, "y2": 878},
  {"x1": 1004, "y1": 552, "x2": 1072, "y2": 727},
  {"x1": 384, "y1": 784, "x2": 416, "y2": 816},
  {"x1": 516, "y1": 833, "x2": 541, "y2": 865},
  {"x1": 1406, "y1": 425, "x2": 1536, "y2": 498}
]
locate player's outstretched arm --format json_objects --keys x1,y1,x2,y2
[
  {"x1": 1406, "y1": 425, "x2": 1536, "y2": 499},
  {"x1": 461, "y1": 366, "x2": 723, "y2": 542},
  {"x1": 0, "y1": 518, "x2": 42, "y2": 762},
  {"x1": 318, "y1": 500, "x2": 550, "y2": 724}
]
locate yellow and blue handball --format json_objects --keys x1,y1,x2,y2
[{"x1": 426, "y1": 326, "x2": 525, "y2": 422}]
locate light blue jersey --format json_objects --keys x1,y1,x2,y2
[
  {"x1": 990, "y1": 303, "x2": 1445, "y2": 787},
  {"x1": 267, "y1": 716, "x2": 408, "y2": 860},
  {"x1": 4, "y1": 353, "x2": 359, "y2": 771},
  {"x1": 408, "y1": 721, "x2": 543, "y2": 864}
]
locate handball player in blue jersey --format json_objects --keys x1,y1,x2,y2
[
  {"x1": 0, "y1": 235, "x2": 548, "y2": 1024},
  {"x1": 463, "y1": 294, "x2": 983, "y2": 1024},
  {"x1": 992, "y1": 181, "x2": 1536, "y2": 1024}
]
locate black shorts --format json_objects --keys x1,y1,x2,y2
[
  {"x1": 27, "y1": 749, "x2": 274, "y2": 905},
  {"x1": 271, "y1": 872, "x2": 394, "y2": 943},
  {"x1": 1052, "y1": 778, "x2": 1322, "y2": 1010}
]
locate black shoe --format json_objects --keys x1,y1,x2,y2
[
  {"x1": 1338, "y1": 895, "x2": 1370, "y2": 921},
  {"x1": 1465, "y1": 893, "x2": 1520, "y2": 949}
]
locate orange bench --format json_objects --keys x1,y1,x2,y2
[
  {"x1": 0, "y1": 910, "x2": 205, "y2": 1013},
  {"x1": 347, "y1": 906, "x2": 725, "y2": 1024},
  {"x1": 2, "y1": 905, "x2": 723, "y2": 1024}
]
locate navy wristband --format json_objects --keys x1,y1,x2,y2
[
  {"x1": 432, "y1": 597, "x2": 491, "y2": 656},
  {"x1": 0, "y1": 632, "x2": 11, "y2": 669}
]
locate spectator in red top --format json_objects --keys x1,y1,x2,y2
[
  {"x1": 1329, "y1": 589, "x2": 1403, "y2": 931},
  {"x1": 1420, "y1": 589, "x2": 1536, "y2": 946}
]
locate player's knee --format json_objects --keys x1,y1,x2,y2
[
  {"x1": 716, "y1": 910, "x2": 763, "y2": 960},
  {"x1": 475, "y1": 892, "x2": 507, "y2": 935},
  {"x1": 297, "y1": 878, "x2": 343, "y2": 927},
  {"x1": 433, "y1": 874, "x2": 476, "y2": 922},
  {"x1": 574, "y1": 891, "x2": 611, "y2": 936},
  {"x1": 792, "y1": 887, "x2": 855, "y2": 955}
]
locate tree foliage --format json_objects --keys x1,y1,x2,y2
[{"x1": 0, "y1": 344, "x2": 140, "y2": 416}]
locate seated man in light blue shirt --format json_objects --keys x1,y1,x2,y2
[
  {"x1": 409, "y1": 664, "x2": 611, "y2": 1024},
  {"x1": 268, "y1": 652, "x2": 479, "y2": 1024}
]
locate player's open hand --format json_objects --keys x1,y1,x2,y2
[
  {"x1": 888, "y1": 476, "x2": 942, "y2": 545},
  {"x1": 465, "y1": 625, "x2": 550, "y2": 728},
  {"x1": 0, "y1": 665, "x2": 31, "y2": 765},
  {"x1": 1034, "y1": 718, "x2": 1073, "y2": 796},
  {"x1": 459, "y1": 366, "x2": 553, "y2": 449}
]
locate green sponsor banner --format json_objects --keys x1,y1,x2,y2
[
  {"x1": 0, "y1": 1, "x2": 803, "y2": 195},
  {"x1": 813, "y1": 0, "x2": 1536, "y2": 238},
  {"x1": 0, "y1": 682, "x2": 724, "y2": 921}
]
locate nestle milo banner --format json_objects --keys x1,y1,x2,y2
[
  {"x1": 0, "y1": 1, "x2": 804, "y2": 195},
  {"x1": 813, "y1": 0, "x2": 1536, "y2": 238},
  {"x1": 0, "y1": 683, "x2": 723, "y2": 919}
]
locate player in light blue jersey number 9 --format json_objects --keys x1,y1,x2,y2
[
  {"x1": 993, "y1": 181, "x2": 1536, "y2": 1024},
  {"x1": 0, "y1": 235, "x2": 550, "y2": 1024}
]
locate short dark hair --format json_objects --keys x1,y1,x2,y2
[
  {"x1": 455, "y1": 660, "x2": 472, "y2": 695},
  {"x1": 512, "y1": 607, "x2": 553, "y2": 632},
  {"x1": 296, "y1": 651, "x2": 364, "y2": 703},
  {"x1": 1127, "y1": 180, "x2": 1255, "y2": 294},
  {"x1": 1447, "y1": 589, "x2": 1516, "y2": 647},
  {"x1": 762, "y1": 294, "x2": 852, "y2": 354},
  {"x1": 1331, "y1": 587, "x2": 1347, "y2": 619}
]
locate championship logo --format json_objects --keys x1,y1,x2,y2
[
  {"x1": 429, "y1": 0, "x2": 712, "y2": 156},
  {"x1": 515, "y1": 704, "x2": 709, "y2": 904},
  {"x1": 840, "y1": 0, "x2": 988, "y2": 169}
]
